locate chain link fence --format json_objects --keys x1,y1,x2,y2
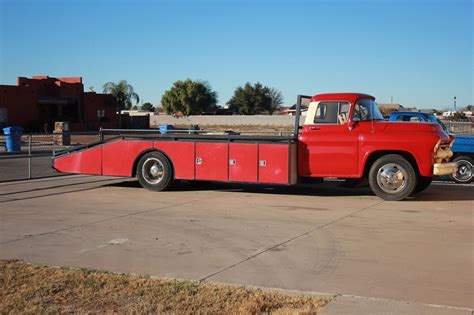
[{"x1": 443, "y1": 121, "x2": 473, "y2": 135}]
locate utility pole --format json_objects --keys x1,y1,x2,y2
[{"x1": 454, "y1": 96, "x2": 457, "y2": 112}]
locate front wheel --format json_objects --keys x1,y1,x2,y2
[
  {"x1": 450, "y1": 156, "x2": 473, "y2": 183},
  {"x1": 368, "y1": 154, "x2": 416, "y2": 201},
  {"x1": 137, "y1": 151, "x2": 174, "y2": 191}
]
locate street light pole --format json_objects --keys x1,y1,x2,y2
[{"x1": 454, "y1": 96, "x2": 457, "y2": 112}]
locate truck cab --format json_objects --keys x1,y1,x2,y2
[{"x1": 298, "y1": 93, "x2": 456, "y2": 200}]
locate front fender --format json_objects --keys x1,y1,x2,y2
[{"x1": 358, "y1": 134, "x2": 439, "y2": 177}]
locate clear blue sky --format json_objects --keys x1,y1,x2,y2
[{"x1": 0, "y1": 0, "x2": 472, "y2": 109}]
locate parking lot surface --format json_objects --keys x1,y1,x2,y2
[{"x1": 0, "y1": 175, "x2": 472, "y2": 314}]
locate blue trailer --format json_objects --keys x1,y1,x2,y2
[{"x1": 389, "y1": 112, "x2": 473, "y2": 183}]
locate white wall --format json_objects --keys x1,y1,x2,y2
[{"x1": 150, "y1": 115, "x2": 296, "y2": 127}]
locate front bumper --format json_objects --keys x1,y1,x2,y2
[{"x1": 433, "y1": 162, "x2": 458, "y2": 176}]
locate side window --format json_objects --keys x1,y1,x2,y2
[
  {"x1": 396, "y1": 116, "x2": 404, "y2": 121},
  {"x1": 410, "y1": 116, "x2": 421, "y2": 122},
  {"x1": 314, "y1": 102, "x2": 339, "y2": 124},
  {"x1": 314, "y1": 101, "x2": 350, "y2": 124}
]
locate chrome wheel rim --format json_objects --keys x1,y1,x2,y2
[
  {"x1": 454, "y1": 160, "x2": 472, "y2": 182},
  {"x1": 376, "y1": 163, "x2": 407, "y2": 193},
  {"x1": 142, "y1": 158, "x2": 164, "y2": 184}
]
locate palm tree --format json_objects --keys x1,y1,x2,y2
[
  {"x1": 102, "y1": 80, "x2": 140, "y2": 109},
  {"x1": 268, "y1": 87, "x2": 284, "y2": 114}
]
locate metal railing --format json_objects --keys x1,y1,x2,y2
[
  {"x1": 0, "y1": 132, "x2": 103, "y2": 182},
  {"x1": 99, "y1": 128, "x2": 294, "y2": 139},
  {"x1": 443, "y1": 121, "x2": 473, "y2": 135}
]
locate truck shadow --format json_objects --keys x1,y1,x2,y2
[{"x1": 105, "y1": 180, "x2": 474, "y2": 201}]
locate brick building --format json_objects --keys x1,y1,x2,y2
[{"x1": 0, "y1": 76, "x2": 119, "y2": 131}]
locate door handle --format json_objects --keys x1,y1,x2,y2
[{"x1": 309, "y1": 126, "x2": 320, "y2": 130}]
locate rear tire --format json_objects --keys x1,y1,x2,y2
[
  {"x1": 413, "y1": 176, "x2": 432, "y2": 193},
  {"x1": 137, "y1": 151, "x2": 174, "y2": 191},
  {"x1": 368, "y1": 154, "x2": 416, "y2": 201},
  {"x1": 450, "y1": 156, "x2": 473, "y2": 183}
]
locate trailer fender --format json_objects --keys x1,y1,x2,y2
[{"x1": 132, "y1": 149, "x2": 174, "y2": 178}]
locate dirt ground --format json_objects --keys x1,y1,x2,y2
[{"x1": 0, "y1": 260, "x2": 329, "y2": 314}]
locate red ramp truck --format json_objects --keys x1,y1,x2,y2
[{"x1": 53, "y1": 93, "x2": 457, "y2": 201}]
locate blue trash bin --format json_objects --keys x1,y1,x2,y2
[
  {"x1": 159, "y1": 125, "x2": 175, "y2": 134},
  {"x1": 3, "y1": 126, "x2": 24, "y2": 152}
]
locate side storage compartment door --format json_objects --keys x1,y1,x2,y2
[
  {"x1": 195, "y1": 142, "x2": 229, "y2": 181},
  {"x1": 229, "y1": 143, "x2": 258, "y2": 182},
  {"x1": 154, "y1": 141, "x2": 195, "y2": 180},
  {"x1": 258, "y1": 143, "x2": 291, "y2": 184}
]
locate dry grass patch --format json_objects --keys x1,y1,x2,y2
[{"x1": 0, "y1": 260, "x2": 330, "y2": 314}]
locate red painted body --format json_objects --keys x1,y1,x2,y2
[
  {"x1": 195, "y1": 142, "x2": 229, "y2": 181},
  {"x1": 298, "y1": 124, "x2": 358, "y2": 177},
  {"x1": 258, "y1": 144, "x2": 290, "y2": 184},
  {"x1": 103, "y1": 140, "x2": 153, "y2": 176},
  {"x1": 54, "y1": 145, "x2": 102, "y2": 175},
  {"x1": 53, "y1": 93, "x2": 452, "y2": 185},
  {"x1": 154, "y1": 141, "x2": 195, "y2": 179},
  {"x1": 229, "y1": 143, "x2": 258, "y2": 182}
]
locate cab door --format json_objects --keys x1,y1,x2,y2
[{"x1": 298, "y1": 101, "x2": 359, "y2": 177}]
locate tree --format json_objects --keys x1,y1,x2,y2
[
  {"x1": 161, "y1": 79, "x2": 218, "y2": 115},
  {"x1": 379, "y1": 105, "x2": 399, "y2": 117},
  {"x1": 103, "y1": 80, "x2": 140, "y2": 110},
  {"x1": 461, "y1": 105, "x2": 473, "y2": 112},
  {"x1": 268, "y1": 87, "x2": 284, "y2": 112},
  {"x1": 446, "y1": 111, "x2": 467, "y2": 121},
  {"x1": 141, "y1": 102, "x2": 155, "y2": 112},
  {"x1": 227, "y1": 82, "x2": 273, "y2": 115}
]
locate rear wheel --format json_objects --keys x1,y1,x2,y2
[
  {"x1": 368, "y1": 154, "x2": 416, "y2": 201},
  {"x1": 137, "y1": 151, "x2": 174, "y2": 191},
  {"x1": 450, "y1": 156, "x2": 473, "y2": 184},
  {"x1": 413, "y1": 176, "x2": 432, "y2": 193}
]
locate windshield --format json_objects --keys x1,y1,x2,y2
[
  {"x1": 425, "y1": 114, "x2": 438, "y2": 123},
  {"x1": 352, "y1": 99, "x2": 384, "y2": 121},
  {"x1": 426, "y1": 114, "x2": 448, "y2": 132}
]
